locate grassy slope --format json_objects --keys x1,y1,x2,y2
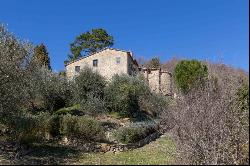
[
  {"x1": 73, "y1": 136, "x2": 176, "y2": 165},
  {"x1": 0, "y1": 136, "x2": 176, "y2": 165}
]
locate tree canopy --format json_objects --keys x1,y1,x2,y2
[
  {"x1": 69, "y1": 28, "x2": 114, "y2": 61},
  {"x1": 173, "y1": 60, "x2": 208, "y2": 93},
  {"x1": 32, "y1": 43, "x2": 51, "y2": 70},
  {"x1": 147, "y1": 57, "x2": 161, "y2": 68}
]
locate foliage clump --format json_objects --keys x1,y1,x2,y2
[
  {"x1": 0, "y1": 23, "x2": 168, "y2": 151},
  {"x1": 69, "y1": 28, "x2": 114, "y2": 61},
  {"x1": 14, "y1": 112, "x2": 52, "y2": 144},
  {"x1": 164, "y1": 63, "x2": 249, "y2": 165},
  {"x1": 24, "y1": 67, "x2": 73, "y2": 112},
  {"x1": 73, "y1": 66, "x2": 106, "y2": 103},
  {"x1": 71, "y1": 66, "x2": 107, "y2": 115},
  {"x1": 31, "y1": 43, "x2": 51, "y2": 70},
  {"x1": 14, "y1": 112, "x2": 105, "y2": 144},
  {"x1": 59, "y1": 114, "x2": 105, "y2": 142},
  {"x1": 173, "y1": 60, "x2": 208, "y2": 93},
  {"x1": 114, "y1": 122, "x2": 158, "y2": 144},
  {"x1": 104, "y1": 74, "x2": 166, "y2": 118},
  {"x1": 147, "y1": 57, "x2": 161, "y2": 68}
]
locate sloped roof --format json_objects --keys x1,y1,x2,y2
[{"x1": 65, "y1": 47, "x2": 138, "y2": 66}]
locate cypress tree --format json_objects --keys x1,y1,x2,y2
[{"x1": 33, "y1": 43, "x2": 52, "y2": 70}]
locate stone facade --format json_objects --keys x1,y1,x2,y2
[
  {"x1": 65, "y1": 48, "x2": 172, "y2": 96},
  {"x1": 139, "y1": 68, "x2": 172, "y2": 96},
  {"x1": 65, "y1": 48, "x2": 138, "y2": 80}
]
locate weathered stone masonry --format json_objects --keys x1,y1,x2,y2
[
  {"x1": 65, "y1": 48, "x2": 172, "y2": 96},
  {"x1": 139, "y1": 67, "x2": 172, "y2": 96}
]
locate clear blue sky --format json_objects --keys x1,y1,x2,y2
[{"x1": 0, "y1": 0, "x2": 249, "y2": 72}]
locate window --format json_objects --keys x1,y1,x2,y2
[
  {"x1": 116, "y1": 57, "x2": 121, "y2": 64},
  {"x1": 93, "y1": 59, "x2": 98, "y2": 67},
  {"x1": 75, "y1": 66, "x2": 80, "y2": 73}
]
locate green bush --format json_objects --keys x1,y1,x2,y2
[
  {"x1": 173, "y1": 60, "x2": 208, "y2": 93},
  {"x1": 235, "y1": 84, "x2": 249, "y2": 113},
  {"x1": 80, "y1": 93, "x2": 107, "y2": 115},
  {"x1": 54, "y1": 104, "x2": 84, "y2": 116},
  {"x1": 13, "y1": 112, "x2": 105, "y2": 143},
  {"x1": 233, "y1": 84, "x2": 249, "y2": 127},
  {"x1": 14, "y1": 112, "x2": 52, "y2": 144},
  {"x1": 42, "y1": 74, "x2": 73, "y2": 112},
  {"x1": 49, "y1": 114, "x2": 61, "y2": 137},
  {"x1": 59, "y1": 114, "x2": 105, "y2": 142},
  {"x1": 24, "y1": 67, "x2": 73, "y2": 113},
  {"x1": 73, "y1": 66, "x2": 106, "y2": 103},
  {"x1": 138, "y1": 92, "x2": 169, "y2": 118},
  {"x1": 114, "y1": 122, "x2": 157, "y2": 144},
  {"x1": 104, "y1": 74, "x2": 151, "y2": 117},
  {"x1": 104, "y1": 74, "x2": 167, "y2": 118}
]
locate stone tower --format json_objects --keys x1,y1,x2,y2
[{"x1": 139, "y1": 67, "x2": 172, "y2": 96}]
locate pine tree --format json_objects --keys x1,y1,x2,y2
[
  {"x1": 69, "y1": 28, "x2": 114, "y2": 60},
  {"x1": 33, "y1": 43, "x2": 52, "y2": 70}
]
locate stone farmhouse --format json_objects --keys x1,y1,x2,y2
[{"x1": 65, "y1": 48, "x2": 172, "y2": 96}]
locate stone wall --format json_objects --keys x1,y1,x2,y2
[
  {"x1": 127, "y1": 54, "x2": 139, "y2": 76},
  {"x1": 148, "y1": 69, "x2": 160, "y2": 93},
  {"x1": 65, "y1": 48, "x2": 136, "y2": 80},
  {"x1": 160, "y1": 71, "x2": 172, "y2": 96},
  {"x1": 58, "y1": 131, "x2": 162, "y2": 153},
  {"x1": 100, "y1": 131, "x2": 162, "y2": 153},
  {"x1": 140, "y1": 68, "x2": 172, "y2": 96},
  {"x1": 65, "y1": 48, "x2": 172, "y2": 95}
]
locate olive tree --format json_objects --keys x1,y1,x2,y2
[{"x1": 0, "y1": 24, "x2": 34, "y2": 125}]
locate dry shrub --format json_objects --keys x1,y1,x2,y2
[
  {"x1": 162, "y1": 63, "x2": 249, "y2": 165},
  {"x1": 162, "y1": 56, "x2": 182, "y2": 73}
]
